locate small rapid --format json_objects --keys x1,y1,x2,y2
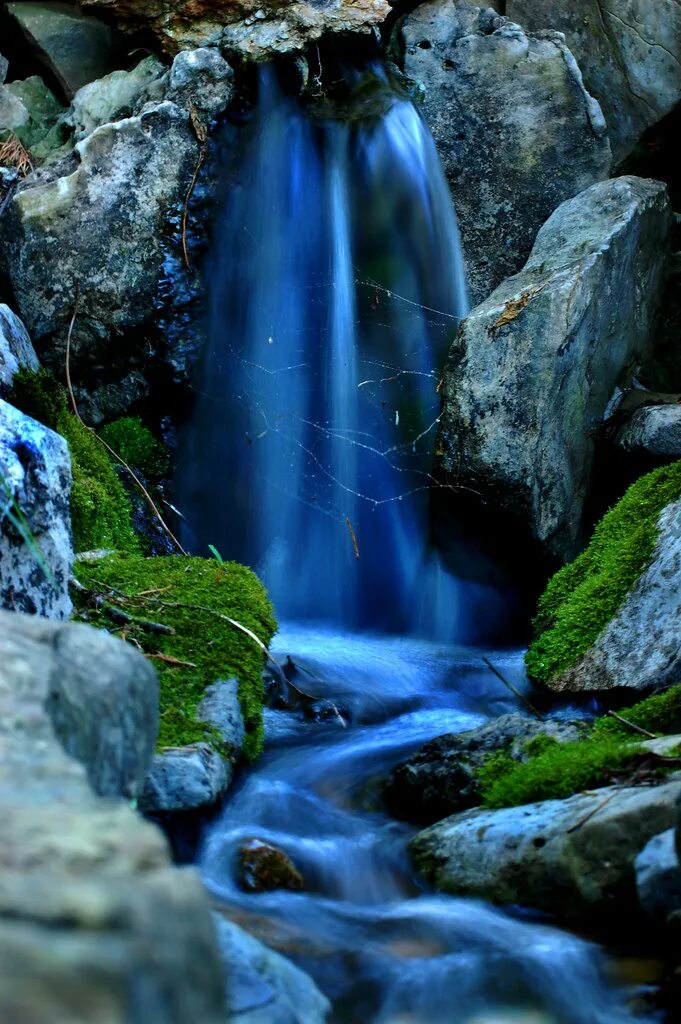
[{"x1": 201, "y1": 628, "x2": 654, "y2": 1024}]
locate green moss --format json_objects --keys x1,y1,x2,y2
[
  {"x1": 98, "y1": 417, "x2": 170, "y2": 480},
  {"x1": 526, "y1": 462, "x2": 681, "y2": 684},
  {"x1": 594, "y1": 684, "x2": 681, "y2": 740},
  {"x1": 10, "y1": 369, "x2": 139, "y2": 554},
  {"x1": 73, "y1": 553, "x2": 277, "y2": 759}
]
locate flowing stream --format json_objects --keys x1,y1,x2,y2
[{"x1": 180, "y1": 66, "x2": 659, "y2": 1023}]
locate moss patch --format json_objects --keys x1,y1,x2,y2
[
  {"x1": 10, "y1": 370, "x2": 140, "y2": 554},
  {"x1": 526, "y1": 461, "x2": 681, "y2": 685},
  {"x1": 99, "y1": 417, "x2": 170, "y2": 480},
  {"x1": 73, "y1": 553, "x2": 277, "y2": 759},
  {"x1": 594, "y1": 684, "x2": 681, "y2": 740}
]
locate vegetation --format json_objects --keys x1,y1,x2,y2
[
  {"x1": 526, "y1": 461, "x2": 681, "y2": 685},
  {"x1": 73, "y1": 553, "x2": 277, "y2": 759},
  {"x1": 98, "y1": 417, "x2": 170, "y2": 480}
]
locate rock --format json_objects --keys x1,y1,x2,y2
[
  {"x1": 507, "y1": 0, "x2": 681, "y2": 164},
  {"x1": 140, "y1": 743, "x2": 233, "y2": 813},
  {"x1": 616, "y1": 404, "x2": 681, "y2": 458},
  {"x1": 547, "y1": 497, "x2": 681, "y2": 693},
  {"x1": 0, "y1": 608, "x2": 159, "y2": 798},
  {"x1": 215, "y1": 915, "x2": 331, "y2": 1024},
  {"x1": 635, "y1": 828, "x2": 681, "y2": 920},
  {"x1": 0, "y1": 75, "x2": 66, "y2": 158},
  {"x1": 0, "y1": 49, "x2": 234, "y2": 388},
  {"x1": 238, "y1": 839, "x2": 305, "y2": 893},
  {"x1": 0, "y1": 609, "x2": 226, "y2": 1022},
  {"x1": 69, "y1": 56, "x2": 166, "y2": 140},
  {"x1": 410, "y1": 778, "x2": 681, "y2": 927},
  {"x1": 0, "y1": 398, "x2": 73, "y2": 620},
  {"x1": 6, "y1": 2, "x2": 126, "y2": 100},
  {"x1": 0, "y1": 304, "x2": 39, "y2": 394},
  {"x1": 0, "y1": 53, "x2": 7, "y2": 85},
  {"x1": 399, "y1": 0, "x2": 612, "y2": 304},
  {"x1": 384, "y1": 714, "x2": 586, "y2": 825},
  {"x1": 437, "y1": 176, "x2": 671, "y2": 563},
  {"x1": 83, "y1": 0, "x2": 391, "y2": 62},
  {"x1": 163, "y1": 47, "x2": 235, "y2": 122},
  {"x1": 198, "y1": 677, "x2": 246, "y2": 754}
]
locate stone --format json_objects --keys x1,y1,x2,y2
[
  {"x1": 0, "y1": 48, "x2": 234, "y2": 388},
  {"x1": 437, "y1": 176, "x2": 671, "y2": 563},
  {"x1": 0, "y1": 75, "x2": 70, "y2": 165},
  {"x1": 507, "y1": 0, "x2": 681, "y2": 164},
  {"x1": 410, "y1": 778, "x2": 681, "y2": 927},
  {"x1": 0, "y1": 304, "x2": 39, "y2": 395},
  {"x1": 616, "y1": 404, "x2": 681, "y2": 458},
  {"x1": 0, "y1": 608, "x2": 159, "y2": 798},
  {"x1": 547, "y1": 497, "x2": 681, "y2": 693},
  {"x1": 163, "y1": 47, "x2": 235, "y2": 122},
  {"x1": 384, "y1": 714, "x2": 585, "y2": 825},
  {"x1": 6, "y1": 2, "x2": 126, "y2": 100},
  {"x1": 197, "y1": 677, "x2": 245, "y2": 753},
  {"x1": 215, "y1": 915, "x2": 331, "y2": 1024},
  {"x1": 0, "y1": 608, "x2": 226, "y2": 1022},
  {"x1": 398, "y1": 0, "x2": 612, "y2": 304},
  {"x1": 140, "y1": 743, "x2": 233, "y2": 813},
  {"x1": 69, "y1": 56, "x2": 166, "y2": 140},
  {"x1": 635, "y1": 828, "x2": 681, "y2": 920},
  {"x1": 0, "y1": 53, "x2": 8, "y2": 85},
  {"x1": 238, "y1": 839, "x2": 305, "y2": 893},
  {"x1": 0, "y1": 398, "x2": 73, "y2": 620},
  {"x1": 83, "y1": 0, "x2": 391, "y2": 62}
]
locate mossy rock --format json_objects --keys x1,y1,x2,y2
[
  {"x1": 99, "y1": 416, "x2": 170, "y2": 480},
  {"x1": 526, "y1": 461, "x2": 681, "y2": 686},
  {"x1": 74, "y1": 553, "x2": 277, "y2": 760}
]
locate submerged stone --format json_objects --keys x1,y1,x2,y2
[{"x1": 238, "y1": 838, "x2": 305, "y2": 893}]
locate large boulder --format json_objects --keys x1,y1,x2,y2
[
  {"x1": 0, "y1": 608, "x2": 227, "y2": 1023},
  {"x1": 83, "y1": 0, "x2": 391, "y2": 61},
  {"x1": 437, "y1": 176, "x2": 672, "y2": 563},
  {"x1": 616, "y1": 403, "x2": 681, "y2": 458},
  {"x1": 6, "y1": 2, "x2": 126, "y2": 100},
  {"x1": 547, "y1": 496, "x2": 681, "y2": 694},
  {"x1": 0, "y1": 398, "x2": 72, "y2": 619},
  {"x1": 635, "y1": 828, "x2": 681, "y2": 920},
  {"x1": 398, "y1": 1, "x2": 612, "y2": 303},
  {"x1": 0, "y1": 304, "x2": 39, "y2": 394},
  {"x1": 507, "y1": 0, "x2": 681, "y2": 164},
  {"x1": 410, "y1": 778, "x2": 681, "y2": 927},
  {"x1": 383, "y1": 714, "x2": 585, "y2": 825},
  {"x1": 0, "y1": 48, "x2": 234, "y2": 401}
]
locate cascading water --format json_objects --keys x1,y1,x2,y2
[
  {"x1": 178, "y1": 66, "x2": 474, "y2": 637},
  {"x1": 179, "y1": 65, "x2": 657, "y2": 1024}
]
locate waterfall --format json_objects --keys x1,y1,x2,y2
[{"x1": 178, "y1": 65, "x2": 470, "y2": 636}]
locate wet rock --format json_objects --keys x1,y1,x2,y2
[
  {"x1": 384, "y1": 714, "x2": 585, "y2": 825},
  {"x1": 507, "y1": 0, "x2": 681, "y2": 164},
  {"x1": 163, "y1": 46, "x2": 235, "y2": 122},
  {"x1": 215, "y1": 916, "x2": 330, "y2": 1024},
  {"x1": 0, "y1": 607, "x2": 159, "y2": 798},
  {"x1": 198, "y1": 677, "x2": 245, "y2": 753},
  {"x1": 69, "y1": 56, "x2": 166, "y2": 140},
  {"x1": 635, "y1": 829, "x2": 681, "y2": 920},
  {"x1": 83, "y1": 0, "x2": 390, "y2": 62},
  {"x1": 238, "y1": 839, "x2": 305, "y2": 893},
  {"x1": 0, "y1": 304, "x2": 39, "y2": 394},
  {"x1": 399, "y1": 0, "x2": 612, "y2": 304},
  {"x1": 616, "y1": 404, "x2": 681, "y2": 458},
  {"x1": 6, "y1": 1, "x2": 126, "y2": 100},
  {"x1": 0, "y1": 54, "x2": 7, "y2": 85},
  {"x1": 140, "y1": 743, "x2": 233, "y2": 813},
  {"x1": 0, "y1": 398, "x2": 72, "y2": 620},
  {"x1": 546, "y1": 497, "x2": 681, "y2": 694},
  {"x1": 411, "y1": 778, "x2": 681, "y2": 927},
  {"x1": 437, "y1": 176, "x2": 671, "y2": 563}
]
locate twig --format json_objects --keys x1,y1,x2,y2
[
  {"x1": 345, "y1": 516, "x2": 360, "y2": 560},
  {"x1": 606, "y1": 710, "x2": 656, "y2": 739},
  {"x1": 103, "y1": 604, "x2": 176, "y2": 635},
  {"x1": 64, "y1": 288, "x2": 188, "y2": 555},
  {"x1": 566, "y1": 790, "x2": 618, "y2": 833},
  {"x1": 482, "y1": 656, "x2": 544, "y2": 721},
  {"x1": 182, "y1": 104, "x2": 208, "y2": 270},
  {"x1": 147, "y1": 652, "x2": 197, "y2": 669}
]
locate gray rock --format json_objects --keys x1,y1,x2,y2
[
  {"x1": 215, "y1": 916, "x2": 331, "y2": 1024},
  {"x1": 411, "y1": 778, "x2": 681, "y2": 926},
  {"x1": 69, "y1": 56, "x2": 166, "y2": 139},
  {"x1": 384, "y1": 713, "x2": 585, "y2": 825},
  {"x1": 0, "y1": 304, "x2": 39, "y2": 394},
  {"x1": 635, "y1": 828, "x2": 681, "y2": 920},
  {"x1": 0, "y1": 75, "x2": 66, "y2": 160},
  {"x1": 548, "y1": 497, "x2": 681, "y2": 693},
  {"x1": 616, "y1": 404, "x2": 681, "y2": 457},
  {"x1": 6, "y1": 1, "x2": 125, "y2": 99},
  {"x1": 399, "y1": 0, "x2": 612, "y2": 303},
  {"x1": 163, "y1": 47, "x2": 235, "y2": 121},
  {"x1": 198, "y1": 677, "x2": 245, "y2": 754},
  {"x1": 507, "y1": 0, "x2": 681, "y2": 164},
  {"x1": 140, "y1": 743, "x2": 233, "y2": 813},
  {"x1": 437, "y1": 176, "x2": 671, "y2": 562},
  {"x1": 0, "y1": 398, "x2": 73, "y2": 620},
  {"x1": 0, "y1": 53, "x2": 7, "y2": 85},
  {"x1": 73, "y1": 370, "x2": 150, "y2": 426},
  {"x1": 0, "y1": 608, "x2": 159, "y2": 798},
  {"x1": 0, "y1": 608, "x2": 226, "y2": 1022}
]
